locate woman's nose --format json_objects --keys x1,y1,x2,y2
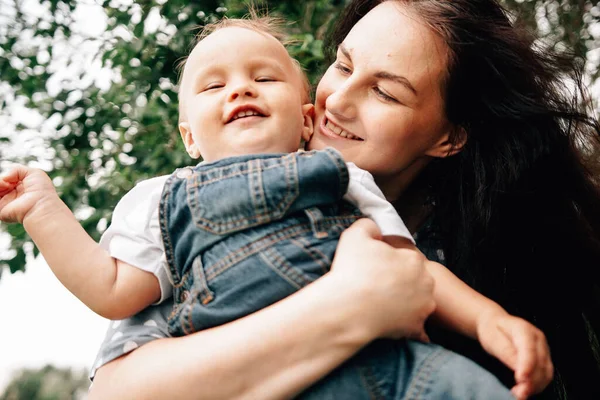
[
  {"x1": 325, "y1": 81, "x2": 357, "y2": 120},
  {"x1": 228, "y1": 80, "x2": 258, "y2": 102}
]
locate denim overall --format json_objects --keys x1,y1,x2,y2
[{"x1": 159, "y1": 148, "x2": 513, "y2": 399}]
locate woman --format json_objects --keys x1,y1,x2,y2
[
  {"x1": 89, "y1": 0, "x2": 600, "y2": 399},
  {"x1": 318, "y1": 1, "x2": 600, "y2": 398}
]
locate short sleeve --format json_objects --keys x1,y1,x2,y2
[
  {"x1": 344, "y1": 163, "x2": 415, "y2": 243},
  {"x1": 99, "y1": 175, "x2": 173, "y2": 302},
  {"x1": 89, "y1": 301, "x2": 172, "y2": 380}
]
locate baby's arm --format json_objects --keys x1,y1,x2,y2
[
  {"x1": 385, "y1": 235, "x2": 553, "y2": 399},
  {"x1": 0, "y1": 165, "x2": 160, "y2": 319}
]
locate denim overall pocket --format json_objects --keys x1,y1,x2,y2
[{"x1": 187, "y1": 154, "x2": 300, "y2": 235}]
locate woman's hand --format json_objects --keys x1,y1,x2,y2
[
  {"x1": 477, "y1": 310, "x2": 554, "y2": 399},
  {"x1": 328, "y1": 218, "x2": 436, "y2": 342}
]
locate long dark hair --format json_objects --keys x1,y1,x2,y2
[{"x1": 327, "y1": 1, "x2": 600, "y2": 398}]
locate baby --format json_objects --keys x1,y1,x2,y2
[{"x1": 0, "y1": 16, "x2": 550, "y2": 399}]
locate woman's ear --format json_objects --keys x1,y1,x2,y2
[
  {"x1": 425, "y1": 127, "x2": 467, "y2": 158},
  {"x1": 179, "y1": 122, "x2": 201, "y2": 159},
  {"x1": 301, "y1": 104, "x2": 315, "y2": 142}
]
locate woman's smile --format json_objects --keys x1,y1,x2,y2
[{"x1": 319, "y1": 116, "x2": 363, "y2": 141}]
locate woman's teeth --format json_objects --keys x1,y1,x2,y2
[
  {"x1": 326, "y1": 120, "x2": 360, "y2": 140},
  {"x1": 232, "y1": 110, "x2": 260, "y2": 121}
]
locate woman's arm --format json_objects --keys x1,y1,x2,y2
[
  {"x1": 426, "y1": 261, "x2": 553, "y2": 399},
  {"x1": 89, "y1": 219, "x2": 436, "y2": 400}
]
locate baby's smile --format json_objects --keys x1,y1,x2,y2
[{"x1": 226, "y1": 105, "x2": 267, "y2": 124}]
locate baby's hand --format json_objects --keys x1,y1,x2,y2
[
  {"x1": 477, "y1": 310, "x2": 553, "y2": 400},
  {"x1": 0, "y1": 165, "x2": 58, "y2": 224}
]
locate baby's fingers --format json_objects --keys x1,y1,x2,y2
[
  {"x1": 0, "y1": 166, "x2": 25, "y2": 183},
  {"x1": 0, "y1": 180, "x2": 15, "y2": 194},
  {"x1": 0, "y1": 165, "x2": 29, "y2": 193},
  {"x1": 0, "y1": 174, "x2": 17, "y2": 197}
]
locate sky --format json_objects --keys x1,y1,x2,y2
[{"x1": 0, "y1": 256, "x2": 109, "y2": 392}]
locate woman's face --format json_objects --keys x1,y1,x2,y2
[{"x1": 308, "y1": 1, "x2": 455, "y2": 200}]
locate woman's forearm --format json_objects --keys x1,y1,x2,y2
[
  {"x1": 89, "y1": 273, "x2": 372, "y2": 400},
  {"x1": 90, "y1": 219, "x2": 436, "y2": 399},
  {"x1": 427, "y1": 261, "x2": 505, "y2": 338}
]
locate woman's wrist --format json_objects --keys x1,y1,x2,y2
[
  {"x1": 235, "y1": 273, "x2": 375, "y2": 398},
  {"x1": 307, "y1": 273, "x2": 378, "y2": 342},
  {"x1": 316, "y1": 272, "x2": 382, "y2": 344}
]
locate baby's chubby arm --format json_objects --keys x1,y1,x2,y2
[
  {"x1": 0, "y1": 165, "x2": 160, "y2": 319},
  {"x1": 385, "y1": 235, "x2": 554, "y2": 400}
]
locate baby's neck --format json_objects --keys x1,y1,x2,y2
[{"x1": 202, "y1": 148, "x2": 300, "y2": 164}]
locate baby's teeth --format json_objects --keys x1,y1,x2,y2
[{"x1": 237, "y1": 110, "x2": 258, "y2": 118}]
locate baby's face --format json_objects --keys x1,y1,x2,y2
[{"x1": 179, "y1": 27, "x2": 313, "y2": 162}]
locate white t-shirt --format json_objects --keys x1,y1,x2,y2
[{"x1": 99, "y1": 163, "x2": 414, "y2": 302}]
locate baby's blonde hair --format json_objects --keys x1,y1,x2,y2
[{"x1": 177, "y1": 12, "x2": 311, "y2": 123}]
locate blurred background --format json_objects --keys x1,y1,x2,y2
[{"x1": 0, "y1": 0, "x2": 599, "y2": 398}]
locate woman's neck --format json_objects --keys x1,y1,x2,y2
[
  {"x1": 392, "y1": 184, "x2": 432, "y2": 234},
  {"x1": 376, "y1": 175, "x2": 432, "y2": 234},
  {"x1": 375, "y1": 158, "x2": 433, "y2": 234}
]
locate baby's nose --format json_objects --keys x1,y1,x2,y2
[{"x1": 228, "y1": 81, "x2": 258, "y2": 101}]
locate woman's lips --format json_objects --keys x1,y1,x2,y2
[{"x1": 319, "y1": 117, "x2": 363, "y2": 141}]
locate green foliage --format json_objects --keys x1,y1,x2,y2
[
  {"x1": 0, "y1": 365, "x2": 89, "y2": 400},
  {"x1": 0, "y1": 0, "x2": 598, "y2": 274}
]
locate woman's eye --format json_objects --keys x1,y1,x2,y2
[
  {"x1": 373, "y1": 86, "x2": 398, "y2": 103},
  {"x1": 334, "y1": 62, "x2": 352, "y2": 75}
]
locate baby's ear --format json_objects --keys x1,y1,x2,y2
[
  {"x1": 179, "y1": 122, "x2": 201, "y2": 159},
  {"x1": 301, "y1": 104, "x2": 315, "y2": 142}
]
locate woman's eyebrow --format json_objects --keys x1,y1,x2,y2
[
  {"x1": 339, "y1": 43, "x2": 417, "y2": 96},
  {"x1": 339, "y1": 43, "x2": 352, "y2": 60},
  {"x1": 374, "y1": 71, "x2": 417, "y2": 96}
]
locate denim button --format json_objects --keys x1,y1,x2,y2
[
  {"x1": 180, "y1": 290, "x2": 190, "y2": 302},
  {"x1": 177, "y1": 168, "x2": 192, "y2": 179}
]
